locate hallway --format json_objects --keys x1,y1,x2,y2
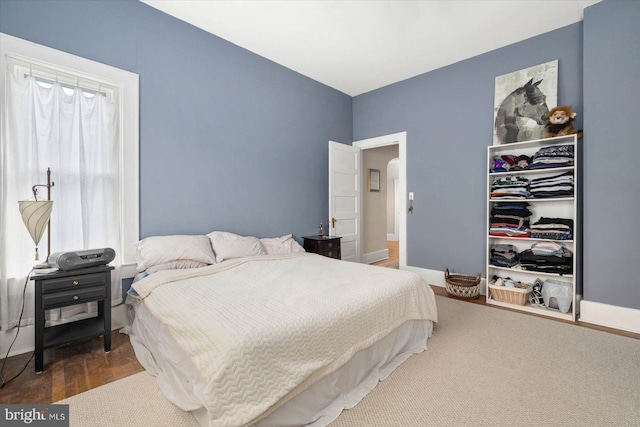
[{"x1": 371, "y1": 240, "x2": 398, "y2": 269}]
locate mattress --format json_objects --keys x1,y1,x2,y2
[{"x1": 128, "y1": 253, "x2": 438, "y2": 426}]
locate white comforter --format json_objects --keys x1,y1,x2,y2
[{"x1": 132, "y1": 253, "x2": 438, "y2": 427}]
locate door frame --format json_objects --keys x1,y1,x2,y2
[
  {"x1": 353, "y1": 131, "x2": 407, "y2": 268},
  {"x1": 393, "y1": 177, "x2": 400, "y2": 240}
]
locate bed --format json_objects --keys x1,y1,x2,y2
[{"x1": 126, "y1": 233, "x2": 438, "y2": 427}]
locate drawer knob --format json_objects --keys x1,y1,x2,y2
[
  {"x1": 72, "y1": 280, "x2": 79, "y2": 286},
  {"x1": 327, "y1": 251, "x2": 333, "y2": 257},
  {"x1": 73, "y1": 295, "x2": 79, "y2": 301},
  {"x1": 328, "y1": 243, "x2": 333, "y2": 248}
]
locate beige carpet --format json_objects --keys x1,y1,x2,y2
[{"x1": 59, "y1": 296, "x2": 640, "y2": 427}]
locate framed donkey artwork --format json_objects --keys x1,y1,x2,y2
[{"x1": 493, "y1": 60, "x2": 558, "y2": 145}]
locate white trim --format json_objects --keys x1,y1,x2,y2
[
  {"x1": 0, "y1": 33, "x2": 139, "y2": 265},
  {"x1": 362, "y1": 249, "x2": 389, "y2": 264},
  {"x1": 403, "y1": 265, "x2": 487, "y2": 295},
  {"x1": 0, "y1": 327, "x2": 34, "y2": 359},
  {"x1": 353, "y1": 132, "x2": 407, "y2": 268},
  {"x1": 580, "y1": 300, "x2": 640, "y2": 334},
  {"x1": 393, "y1": 177, "x2": 400, "y2": 239},
  {"x1": 387, "y1": 233, "x2": 398, "y2": 241}
]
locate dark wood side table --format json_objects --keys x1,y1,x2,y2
[
  {"x1": 31, "y1": 265, "x2": 113, "y2": 373},
  {"x1": 302, "y1": 235, "x2": 342, "y2": 260}
]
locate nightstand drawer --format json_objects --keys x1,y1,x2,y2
[
  {"x1": 320, "y1": 241, "x2": 336, "y2": 250},
  {"x1": 42, "y1": 272, "x2": 107, "y2": 293},
  {"x1": 42, "y1": 285, "x2": 106, "y2": 309},
  {"x1": 322, "y1": 250, "x2": 338, "y2": 259}
]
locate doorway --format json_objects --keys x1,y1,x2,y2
[{"x1": 353, "y1": 132, "x2": 407, "y2": 269}]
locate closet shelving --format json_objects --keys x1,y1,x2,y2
[{"x1": 486, "y1": 135, "x2": 580, "y2": 321}]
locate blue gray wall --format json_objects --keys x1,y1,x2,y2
[
  {"x1": 353, "y1": 0, "x2": 639, "y2": 310},
  {"x1": 0, "y1": 0, "x2": 352, "y2": 240},
  {"x1": 582, "y1": 0, "x2": 639, "y2": 308}
]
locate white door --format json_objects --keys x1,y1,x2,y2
[{"x1": 328, "y1": 141, "x2": 361, "y2": 262}]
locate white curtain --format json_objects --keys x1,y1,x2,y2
[{"x1": 0, "y1": 61, "x2": 122, "y2": 330}]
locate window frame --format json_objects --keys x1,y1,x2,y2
[{"x1": 0, "y1": 33, "x2": 139, "y2": 273}]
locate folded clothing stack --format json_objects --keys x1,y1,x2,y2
[
  {"x1": 528, "y1": 144, "x2": 574, "y2": 169},
  {"x1": 489, "y1": 202, "x2": 532, "y2": 238},
  {"x1": 529, "y1": 171, "x2": 574, "y2": 199},
  {"x1": 530, "y1": 217, "x2": 574, "y2": 240},
  {"x1": 490, "y1": 275, "x2": 530, "y2": 289},
  {"x1": 490, "y1": 154, "x2": 533, "y2": 172},
  {"x1": 490, "y1": 176, "x2": 531, "y2": 199},
  {"x1": 489, "y1": 244, "x2": 519, "y2": 268},
  {"x1": 519, "y1": 241, "x2": 573, "y2": 274}
]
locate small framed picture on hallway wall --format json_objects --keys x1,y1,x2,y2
[{"x1": 369, "y1": 169, "x2": 380, "y2": 192}]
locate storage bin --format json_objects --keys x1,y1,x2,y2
[
  {"x1": 488, "y1": 283, "x2": 532, "y2": 306},
  {"x1": 541, "y1": 279, "x2": 572, "y2": 313},
  {"x1": 444, "y1": 268, "x2": 481, "y2": 299}
]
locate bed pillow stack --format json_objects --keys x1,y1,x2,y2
[
  {"x1": 134, "y1": 234, "x2": 217, "y2": 272},
  {"x1": 134, "y1": 232, "x2": 308, "y2": 272}
]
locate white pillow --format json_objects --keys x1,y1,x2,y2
[
  {"x1": 207, "y1": 231, "x2": 266, "y2": 263},
  {"x1": 260, "y1": 234, "x2": 306, "y2": 255},
  {"x1": 134, "y1": 235, "x2": 216, "y2": 272}
]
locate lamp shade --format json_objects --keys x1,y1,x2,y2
[{"x1": 18, "y1": 200, "x2": 53, "y2": 247}]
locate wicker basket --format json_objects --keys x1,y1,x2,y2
[
  {"x1": 488, "y1": 283, "x2": 532, "y2": 306},
  {"x1": 444, "y1": 268, "x2": 481, "y2": 299}
]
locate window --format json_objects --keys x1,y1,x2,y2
[{"x1": 0, "y1": 33, "x2": 139, "y2": 331}]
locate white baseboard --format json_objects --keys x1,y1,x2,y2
[
  {"x1": 402, "y1": 266, "x2": 487, "y2": 295},
  {"x1": 0, "y1": 304, "x2": 129, "y2": 358},
  {"x1": 580, "y1": 300, "x2": 640, "y2": 334},
  {"x1": 387, "y1": 234, "x2": 398, "y2": 241},
  {"x1": 362, "y1": 249, "x2": 389, "y2": 264},
  {"x1": 0, "y1": 326, "x2": 34, "y2": 359}
]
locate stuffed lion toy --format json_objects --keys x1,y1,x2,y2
[{"x1": 545, "y1": 105, "x2": 583, "y2": 139}]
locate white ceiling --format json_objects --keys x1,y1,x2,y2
[{"x1": 141, "y1": 0, "x2": 600, "y2": 96}]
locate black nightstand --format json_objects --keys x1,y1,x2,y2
[
  {"x1": 302, "y1": 235, "x2": 342, "y2": 260},
  {"x1": 31, "y1": 265, "x2": 113, "y2": 373}
]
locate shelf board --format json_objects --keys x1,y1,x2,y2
[
  {"x1": 489, "y1": 166, "x2": 574, "y2": 176},
  {"x1": 43, "y1": 317, "x2": 105, "y2": 349},
  {"x1": 488, "y1": 265, "x2": 573, "y2": 278},
  {"x1": 488, "y1": 135, "x2": 577, "y2": 153},
  {"x1": 486, "y1": 298, "x2": 574, "y2": 321},
  {"x1": 488, "y1": 236, "x2": 574, "y2": 244},
  {"x1": 489, "y1": 197, "x2": 574, "y2": 202}
]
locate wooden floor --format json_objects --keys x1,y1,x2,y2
[
  {"x1": 0, "y1": 330, "x2": 143, "y2": 404},
  {"x1": 2, "y1": 246, "x2": 638, "y2": 405}
]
